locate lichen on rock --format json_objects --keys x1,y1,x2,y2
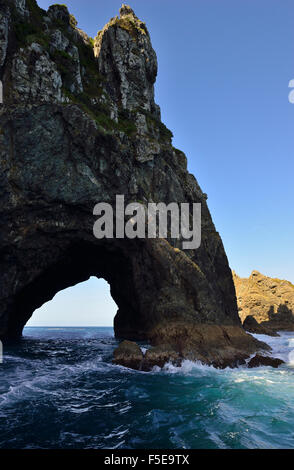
[{"x1": 11, "y1": 42, "x2": 63, "y2": 102}]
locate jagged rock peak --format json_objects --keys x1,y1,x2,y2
[
  {"x1": 119, "y1": 4, "x2": 137, "y2": 19},
  {"x1": 94, "y1": 3, "x2": 159, "y2": 119},
  {"x1": 251, "y1": 270, "x2": 262, "y2": 277},
  {"x1": 94, "y1": 4, "x2": 148, "y2": 52},
  {"x1": 47, "y1": 4, "x2": 70, "y2": 24}
]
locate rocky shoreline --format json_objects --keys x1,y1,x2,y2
[
  {"x1": 113, "y1": 337, "x2": 285, "y2": 371},
  {"x1": 113, "y1": 321, "x2": 275, "y2": 370}
]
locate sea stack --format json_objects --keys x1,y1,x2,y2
[{"x1": 0, "y1": 0, "x2": 267, "y2": 367}]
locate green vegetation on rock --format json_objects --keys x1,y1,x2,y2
[
  {"x1": 96, "y1": 14, "x2": 148, "y2": 43},
  {"x1": 142, "y1": 109, "x2": 173, "y2": 142},
  {"x1": 12, "y1": 0, "x2": 47, "y2": 47},
  {"x1": 7, "y1": 1, "x2": 169, "y2": 138},
  {"x1": 69, "y1": 13, "x2": 77, "y2": 28}
]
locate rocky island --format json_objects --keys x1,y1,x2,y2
[
  {"x1": 0, "y1": 0, "x2": 270, "y2": 368},
  {"x1": 233, "y1": 270, "x2": 294, "y2": 335}
]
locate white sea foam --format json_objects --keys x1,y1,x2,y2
[
  {"x1": 150, "y1": 359, "x2": 221, "y2": 377},
  {"x1": 251, "y1": 331, "x2": 294, "y2": 364},
  {"x1": 144, "y1": 332, "x2": 294, "y2": 380},
  {"x1": 288, "y1": 349, "x2": 294, "y2": 365}
]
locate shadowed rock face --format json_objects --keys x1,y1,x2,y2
[
  {"x1": 233, "y1": 271, "x2": 294, "y2": 333},
  {"x1": 243, "y1": 315, "x2": 279, "y2": 337},
  {"x1": 248, "y1": 355, "x2": 285, "y2": 369},
  {"x1": 0, "y1": 1, "x2": 267, "y2": 366}
]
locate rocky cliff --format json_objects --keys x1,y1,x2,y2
[
  {"x1": 0, "y1": 0, "x2": 267, "y2": 367},
  {"x1": 233, "y1": 271, "x2": 294, "y2": 333}
]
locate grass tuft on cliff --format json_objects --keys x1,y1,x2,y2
[{"x1": 95, "y1": 14, "x2": 148, "y2": 44}]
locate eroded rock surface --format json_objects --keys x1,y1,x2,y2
[
  {"x1": 142, "y1": 345, "x2": 181, "y2": 371},
  {"x1": 233, "y1": 271, "x2": 294, "y2": 333},
  {"x1": 0, "y1": 1, "x2": 267, "y2": 366},
  {"x1": 113, "y1": 340, "x2": 144, "y2": 370},
  {"x1": 113, "y1": 341, "x2": 181, "y2": 371}
]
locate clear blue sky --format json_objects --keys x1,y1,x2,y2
[{"x1": 28, "y1": 0, "x2": 294, "y2": 326}]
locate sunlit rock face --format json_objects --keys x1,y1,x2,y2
[
  {"x1": 94, "y1": 4, "x2": 159, "y2": 116},
  {"x1": 234, "y1": 270, "x2": 294, "y2": 333},
  {"x1": 0, "y1": 0, "x2": 267, "y2": 367}
]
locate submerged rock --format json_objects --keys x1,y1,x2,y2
[
  {"x1": 0, "y1": 1, "x2": 267, "y2": 366},
  {"x1": 248, "y1": 354, "x2": 285, "y2": 369}
]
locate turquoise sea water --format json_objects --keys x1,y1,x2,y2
[{"x1": 1, "y1": 327, "x2": 294, "y2": 449}]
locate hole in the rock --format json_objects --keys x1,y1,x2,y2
[
  {"x1": 26, "y1": 277, "x2": 118, "y2": 327},
  {"x1": 7, "y1": 242, "x2": 144, "y2": 342}
]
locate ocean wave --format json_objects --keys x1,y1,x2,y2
[{"x1": 2, "y1": 328, "x2": 294, "y2": 449}]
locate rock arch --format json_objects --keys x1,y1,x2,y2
[
  {"x1": 4, "y1": 240, "x2": 136, "y2": 340},
  {"x1": 0, "y1": 1, "x2": 266, "y2": 366}
]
